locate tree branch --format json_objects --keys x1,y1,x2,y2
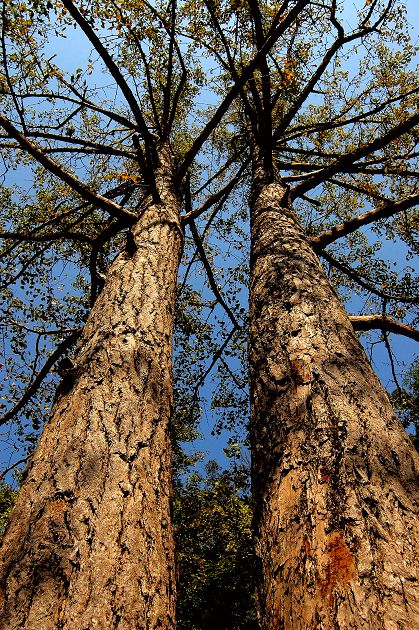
[
  {"x1": 181, "y1": 159, "x2": 248, "y2": 224},
  {"x1": 319, "y1": 249, "x2": 419, "y2": 304},
  {"x1": 310, "y1": 192, "x2": 419, "y2": 250},
  {"x1": 0, "y1": 114, "x2": 138, "y2": 223},
  {"x1": 178, "y1": 195, "x2": 229, "y2": 296},
  {"x1": 350, "y1": 315, "x2": 419, "y2": 342},
  {"x1": 276, "y1": 2, "x2": 402, "y2": 139},
  {"x1": 184, "y1": 177, "x2": 241, "y2": 331},
  {"x1": 177, "y1": 0, "x2": 310, "y2": 182},
  {"x1": 283, "y1": 85, "x2": 419, "y2": 143},
  {"x1": 1, "y1": 2, "x2": 27, "y2": 132},
  {"x1": 0, "y1": 457, "x2": 29, "y2": 481},
  {"x1": 0, "y1": 244, "x2": 50, "y2": 291},
  {"x1": 189, "y1": 220, "x2": 241, "y2": 331},
  {"x1": 326, "y1": 177, "x2": 389, "y2": 203},
  {"x1": 162, "y1": 0, "x2": 177, "y2": 135},
  {"x1": 108, "y1": 0, "x2": 161, "y2": 133},
  {"x1": 193, "y1": 328, "x2": 236, "y2": 395},
  {"x1": 292, "y1": 108, "x2": 419, "y2": 197},
  {"x1": 60, "y1": 0, "x2": 152, "y2": 143},
  {"x1": 0, "y1": 329, "x2": 82, "y2": 426},
  {"x1": 0, "y1": 88, "x2": 137, "y2": 130},
  {"x1": 0, "y1": 230, "x2": 93, "y2": 244},
  {"x1": 24, "y1": 130, "x2": 134, "y2": 158}
]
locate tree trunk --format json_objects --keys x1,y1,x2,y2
[
  {"x1": 0, "y1": 150, "x2": 182, "y2": 629},
  {"x1": 249, "y1": 177, "x2": 419, "y2": 629}
]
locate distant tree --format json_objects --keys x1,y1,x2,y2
[{"x1": 175, "y1": 461, "x2": 257, "y2": 630}]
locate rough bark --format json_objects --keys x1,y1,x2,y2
[
  {"x1": 249, "y1": 175, "x2": 419, "y2": 629},
  {"x1": 0, "y1": 147, "x2": 182, "y2": 629}
]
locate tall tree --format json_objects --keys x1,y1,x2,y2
[
  {"x1": 0, "y1": 1, "x2": 184, "y2": 625},
  {"x1": 0, "y1": 0, "x2": 263, "y2": 625},
  {"x1": 246, "y1": 2, "x2": 419, "y2": 627},
  {"x1": 190, "y1": 0, "x2": 419, "y2": 627}
]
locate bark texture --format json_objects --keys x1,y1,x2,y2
[
  {"x1": 249, "y1": 179, "x2": 419, "y2": 629},
  {"x1": 0, "y1": 149, "x2": 182, "y2": 629}
]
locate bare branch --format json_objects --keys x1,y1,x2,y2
[
  {"x1": 275, "y1": 39, "x2": 344, "y2": 139},
  {"x1": 326, "y1": 177, "x2": 389, "y2": 203},
  {"x1": 0, "y1": 244, "x2": 50, "y2": 291},
  {"x1": 60, "y1": 0, "x2": 152, "y2": 144},
  {"x1": 108, "y1": 0, "x2": 161, "y2": 133},
  {"x1": 162, "y1": 0, "x2": 177, "y2": 135},
  {"x1": 0, "y1": 457, "x2": 29, "y2": 481},
  {"x1": 0, "y1": 181, "x2": 134, "y2": 261},
  {"x1": 184, "y1": 178, "x2": 241, "y2": 330},
  {"x1": 177, "y1": 0, "x2": 310, "y2": 182},
  {"x1": 189, "y1": 220, "x2": 241, "y2": 331},
  {"x1": 181, "y1": 159, "x2": 248, "y2": 224},
  {"x1": 311, "y1": 192, "x2": 419, "y2": 250},
  {"x1": 293, "y1": 108, "x2": 419, "y2": 197},
  {"x1": 0, "y1": 321, "x2": 79, "y2": 336},
  {"x1": 0, "y1": 88, "x2": 136, "y2": 130},
  {"x1": 350, "y1": 315, "x2": 419, "y2": 342},
  {"x1": 24, "y1": 131, "x2": 134, "y2": 158},
  {"x1": 319, "y1": 249, "x2": 419, "y2": 304},
  {"x1": 193, "y1": 328, "x2": 236, "y2": 395},
  {"x1": 1, "y1": 2, "x2": 26, "y2": 132},
  {"x1": 273, "y1": 6, "x2": 398, "y2": 141},
  {"x1": 202, "y1": 0, "x2": 256, "y2": 126},
  {"x1": 178, "y1": 195, "x2": 229, "y2": 296},
  {"x1": 0, "y1": 143, "x2": 134, "y2": 157},
  {"x1": 283, "y1": 85, "x2": 419, "y2": 143},
  {"x1": 247, "y1": 0, "x2": 273, "y2": 167},
  {"x1": 0, "y1": 230, "x2": 93, "y2": 244},
  {"x1": 193, "y1": 148, "x2": 245, "y2": 196}
]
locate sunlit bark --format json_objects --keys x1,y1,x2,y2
[
  {"x1": 0, "y1": 147, "x2": 182, "y2": 630},
  {"x1": 249, "y1": 168, "x2": 419, "y2": 629}
]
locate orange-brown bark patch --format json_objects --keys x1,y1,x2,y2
[
  {"x1": 319, "y1": 467, "x2": 331, "y2": 483},
  {"x1": 290, "y1": 357, "x2": 312, "y2": 384},
  {"x1": 319, "y1": 531, "x2": 356, "y2": 598}
]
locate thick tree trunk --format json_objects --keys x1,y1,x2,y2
[
  {"x1": 0, "y1": 151, "x2": 182, "y2": 629},
  {"x1": 249, "y1": 178, "x2": 419, "y2": 629}
]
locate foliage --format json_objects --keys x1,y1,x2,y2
[
  {"x1": 0, "y1": 474, "x2": 19, "y2": 537},
  {"x1": 174, "y1": 461, "x2": 257, "y2": 630},
  {"x1": 391, "y1": 357, "x2": 419, "y2": 450}
]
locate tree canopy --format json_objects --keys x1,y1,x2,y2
[{"x1": 0, "y1": 2, "x2": 417, "y2": 458}]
